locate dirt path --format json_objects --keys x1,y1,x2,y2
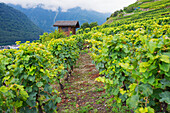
[{"x1": 57, "y1": 53, "x2": 112, "y2": 113}]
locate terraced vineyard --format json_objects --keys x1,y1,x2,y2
[{"x1": 0, "y1": 0, "x2": 170, "y2": 112}]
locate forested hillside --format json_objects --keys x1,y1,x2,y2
[
  {"x1": 0, "y1": 3, "x2": 44, "y2": 45},
  {"x1": 9, "y1": 4, "x2": 110, "y2": 32}
]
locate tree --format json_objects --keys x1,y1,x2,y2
[
  {"x1": 80, "y1": 22, "x2": 90, "y2": 30},
  {"x1": 80, "y1": 22, "x2": 98, "y2": 30},
  {"x1": 90, "y1": 22, "x2": 98, "y2": 29},
  {"x1": 111, "y1": 10, "x2": 119, "y2": 17}
]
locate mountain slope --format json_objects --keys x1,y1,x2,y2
[
  {"x1": 105, "y1": 0, "x2": 170, "y2": 24},
  {"x1": 9, "y1": 4, "x2": 110, "y2": 32},
  {"x1": 0, "y1": 3, "x2": 44, "y2": 45}
]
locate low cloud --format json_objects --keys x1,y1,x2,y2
[{"x1": 0, "y1": 0, "x2": 136, "y2": 13}]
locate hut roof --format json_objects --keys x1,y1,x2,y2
[{"x1": 53, "y1": 21, "x2": 80, "y2": 28}]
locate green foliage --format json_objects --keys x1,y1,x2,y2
[
  {"x1": 139, "y1": 0, "x2": 170, "y2": 9},
  {"x1": 80, "y1": 22, "x2": 90, "y2": 30},
  {"x1": 107, "y1": 0, "x2": 170, "y2": 22},
  {"x1": 110, "y1": 10, "x2": 122, "y2": 17},
  {"x1": 123, "y1": 0, "x2": 169, "y2": 13},
  {"x1": 0, "y1": 1, "x2": 169, "y2": 112},
  {"x1": 0, "y1": 29, "x2": 83, "y2": 112},
  {"x1": 0, "y1": 84, "x2": 29, "y2": 112},
  {"x1": 0, "y1": 41, "x2": 64, "y2": 112},
  {"x1": 39, "y1": 30, "x2": 66, "y2": 43},
  {"x1": 90, "y1": 22, "x2": 98, "y2": 28},
  {"x1": 124, "y1": 6, "x2": 135, "y2": 13},
  {"x1": 80, "y1": 22, "x2": 98, "y2": 30},
  {"x1": 139, "y1": 0, "x2": 154, "y2": 3},
  {"x1": 0, "y1": 3, "x2": 43, "y2": 46},
  {"x1": 47, "y1": 37, "x2": 80, "y2": 73},
  {"x1": 106, "y1": 7, "x2": 170, "y2": 26},
  {"x1": 79, "y1": 16, "x2": 170, "y2": 112},
  {"x1": 159, "y1": 91, "x2": 170, "y2": 104}
]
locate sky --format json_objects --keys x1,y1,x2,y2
[{"x1": 0, "y1": 0, "x2": 137, "y2": 13}]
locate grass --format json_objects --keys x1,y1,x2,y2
[
  {"x1": 54, "y1": 53, "x2": 134, "y2": 112},
  {"x1": 57, "y1": 53, "x2": 112, "y2": 112}
]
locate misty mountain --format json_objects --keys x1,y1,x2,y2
[
  {"x1": 0, "y1": 3, "x2": 44, "y2": 45},
  {"x1": 9, "y1": 4, "x2": 110, "y2": 32}
]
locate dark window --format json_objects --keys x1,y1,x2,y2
[{"x1": 62, "y1": 27, "x2": 68, "y2": 32}]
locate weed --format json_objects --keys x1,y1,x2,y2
[
  {"x1": 88, "y1": 72, "x2": 92, "y2": 75},
  {"x1": 91, "y1": 96, "x2": 95, "y2": 99},
  {"x1": 94, "y1": 87, "x2": 104, "y2": 92},
  {"x1": 96, "y1": 99, "x2": 102, "y2": 104},
  {"x1": 81, "y1": 96, "x2": 85, "y2": 99},
  {"x1": 75, "y1": 62, "x2": 81, "y2": 68},
  {"x1": 94, "y1": 109, "x2": 98, "y2": 113}
]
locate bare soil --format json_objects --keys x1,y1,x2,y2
[{"x1": 57, "y1": 53, "x2": 112, "y2": 113}]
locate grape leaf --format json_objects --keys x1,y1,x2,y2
[{"x1": 159, "y1": 91, "x2": 170, "y2": 104}]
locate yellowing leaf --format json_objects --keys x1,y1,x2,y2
[
  {"x1": 120, "y1": 63, "x2": 129, "y2": 69},
  {"x1": 106, "y1": 79, "x2": 113, "y2": 84},
  {"x1": 148, "y1": 39, "x2": 157, "y2": 53},
  {"x1": 117, "y1": 98, "x2": 121, "y2": 103},
  {"x1": 2, "y1": 76, "x2": 10, "y2": 82},
  {"x1": 160, "y1": 55, "x2": 170, "y2": 63},
  {"x1": 120, "y1": 88, "x2": 126, "y2": 95},
  {"x1": 139, "y1": 62, "x2": 150, "y2": 72},
  {"x1": 0, "y1": 86, "x2": 8, "y2": 93},
  {"x1": 147, "y1": 106, "x2": 154, "y2": 113},
  {"x1": 15, "y1": 41, "x2": 21, "y2": 45},
  {"x1": 129, "y1": 83, "x2": 137, "y2": 92},
  {"x1": 139, "y1": 107, "x2": 148, "y2": 113},
  {"x1": 95, "y1": 77, "x2": 105, "y2": 83},
  {"x1": 20, "y1": 90, "x2": 29, "y2": 100},
  {"x1": 40, "y1": 69, "x2": 45, "y2": 73},
  {"x1": 14, "y1": 100, "x2": 23, "y2": 108}
]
